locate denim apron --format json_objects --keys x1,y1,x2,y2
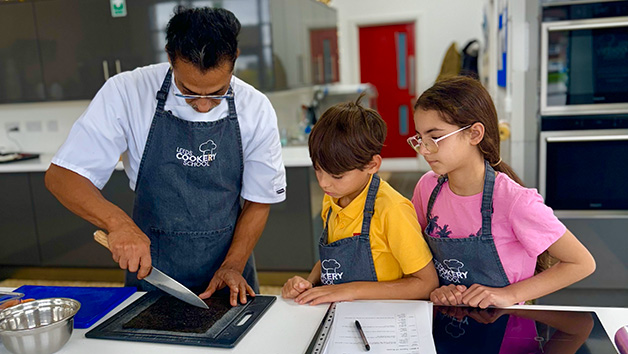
[
  {"x1": 424, "y1": 161, "x2": 510, "y2": 288},
  {"x1": 127, "y1": 68, "x2": 258, "y2": 294},
  {"x1": 318, "y1": 174, "x2": 380, "y2": 285}
]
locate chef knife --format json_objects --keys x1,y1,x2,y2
[{"x1": 93, "y1": 230, "x2": 209, "y2": 309}]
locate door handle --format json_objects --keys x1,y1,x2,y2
[
  {"x1": 546, "y1": 135, "x2": 628, "y2": 143},
  {"x1": 102, "y1": 60, "x2": 109, "y2": 81},
  {"x1": 115, "y1": 59, "x2": 121, "y2": 74}
]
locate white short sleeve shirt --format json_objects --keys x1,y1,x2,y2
[{"x1": 52, "y1": 63, "x2": 287, "y2": 204}]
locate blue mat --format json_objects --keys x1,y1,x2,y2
[{"x1": 13, "y1": 285, "x2": 136, "y2": 329}]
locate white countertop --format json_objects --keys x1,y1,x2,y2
[
  {"x1": 0, "y1": 148, "x2": 423, "y2": 173},
  {"x1": 0, "y1": 287, "x2": 626, "y2": 354}
]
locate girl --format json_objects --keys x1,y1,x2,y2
[{"x1": 409, "y1": 76, "x2": 595, "y2": 308}]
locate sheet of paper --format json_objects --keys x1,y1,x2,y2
[{"x1": 323, "y1": 300, "x2": 436, "y2": 354}]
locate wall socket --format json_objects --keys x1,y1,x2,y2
[
  {"x1": 26, "y1": 121, "x2": 43, "y2": 132},
  {"x1": 4, "y1": 122, "x2": 20, "y2": 132}
]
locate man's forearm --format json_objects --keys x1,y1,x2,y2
[
  {"x1": 45, "y1": 163, "x2": 136, "y2": 232},
  {"x1": 220, "y1": 200, "x2": 270, "y2": 271}
]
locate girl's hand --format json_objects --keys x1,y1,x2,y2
[
  {"x1": 294, "y1": 284, "x2": 354, "y2": 305},
  {"x1": 461, "y1": 284, "x2": 516, "y2": 308},
  {"x1": 281, "y1": 276, "x2": 313, "y2": 299},
  {"x1": 430, "y1": 284, "x2": 467, "y2": 305}
]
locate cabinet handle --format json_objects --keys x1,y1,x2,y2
[
  {"x1": 115, "y1": 59, "x2": 121, "y2": 74},
  {"x1": 102, "y1": 60, "x2": 109, "y2": 81}
]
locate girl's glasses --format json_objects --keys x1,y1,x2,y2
[
  {"x1": 407, "y1": 125, "x2": 472, "y2": 153},
  {"x1": 174, "y1": 87, "x2": 234, "y2": 100}
]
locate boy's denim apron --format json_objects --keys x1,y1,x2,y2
[
  {"x1": 424, "y1": 161, "x2": 510, "y2": 288},
  {"x1": 127, "y1": 68, "x2": 258, "y2": 294},
  {"x1": 318, "y1": 174, "x2": 380, "y2": 285}
]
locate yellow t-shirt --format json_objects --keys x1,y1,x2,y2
[{"x1": 322, "y1": 176, "x2": 433, "y2": 281}]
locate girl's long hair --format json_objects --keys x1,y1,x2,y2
[{"x1": 415, "y1": 76, "x2": 556, "y2": 273}]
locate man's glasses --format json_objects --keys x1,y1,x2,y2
[
  {"x1": 407, "y1": 125, "x2": 472, "y2": 153},
  {"x1": 174, "y1": 86, "x2": 234, "y2": 100}
]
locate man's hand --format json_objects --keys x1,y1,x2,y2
[
  {"x1": 430, "y1": 284, "x2": 467, "y2": 306},
  {"x1": 199, "y1": 267, "x2": 256, "y2": 306},
  {"x1": 281, "y1": 276, "x2": 313, "y2": 299},
  {"x1": 106, "y1": 227, "x2": 152, "y2": 279}
]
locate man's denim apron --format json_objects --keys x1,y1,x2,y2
[
  {"x1": 318, "y1": 174, "x2": 380, "y2": 285},
  {"x1": 127, "y1": 68, "x2": 258, "y2": 294},
  {"x1": 424, "y1": 161, "x2": 510, "y2": 288}
]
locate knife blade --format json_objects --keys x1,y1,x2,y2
[{"x1": 93, "y1": 230, "x2": 209, "y2": 309}]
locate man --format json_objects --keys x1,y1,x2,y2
[{"x1": 45, "y1": 6, "x2": 286, "y2": 306}]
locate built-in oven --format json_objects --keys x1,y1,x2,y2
[
  {"x1": 539, "y1": 128, "x2": 628, "y2": 216},
  {"x1": 541, "y1": 14, "x2": 628, "y2": 116}
]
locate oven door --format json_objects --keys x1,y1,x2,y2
[
  {"x1": 539, "y1": 129, "x2": 628, "y2": 216},
  {"x1": 541, "y1": 16, "x2": 628, "y2": 116}
]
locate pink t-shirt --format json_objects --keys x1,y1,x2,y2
[{"x1": 411, "y1": 171, "x2": 566, "y2": 284}]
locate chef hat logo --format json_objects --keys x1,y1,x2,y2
[
  {"x1": 321, "y1": 259, "x2": 341, "y2": 272},
  {"x1": 199, "y1": 139, "x2": 217, "y2": 155}
]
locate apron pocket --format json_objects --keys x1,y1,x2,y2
[{"x1": 148, "y1": 225, "x2": 234, "y2": 290}]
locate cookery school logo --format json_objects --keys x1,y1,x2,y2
[
  {"x1": 320, "y1": 259, "x2": 343, "y2": 285},
  {"x1": 176, "y1": 139, "x2": 217, "y2": 167},
  {"x1": 434, "y1": 259, "x2": 468, "y2": 283}
]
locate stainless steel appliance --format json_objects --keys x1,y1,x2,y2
[
  {"x1": 539, "y1": 128, "x2": 628, "y2": 216},
  {"x1": 541, "y1": 14, "x2": 628, "y2": 115}
]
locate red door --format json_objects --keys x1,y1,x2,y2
[{"x1": 359, "y1": 23, "x2": 416, "y2": 158}]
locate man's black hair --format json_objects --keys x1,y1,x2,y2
[{"x1": 166, "y1": 6, "x2": 241, "y2": 71}]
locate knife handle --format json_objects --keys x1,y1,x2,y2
[{"x1": 93, "y1": 230, "x2": 111, "y2": 250}]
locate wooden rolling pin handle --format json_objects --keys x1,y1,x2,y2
[{"x1": 93, "y1": 230, "x2": 111, "y2": 250}]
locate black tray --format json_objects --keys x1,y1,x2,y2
[
  {"x1": 85, "y1": 292, "x2": 276, "y2": 348},
  {"x1": 0, "y1": 152, "x2": 40, "y2": 164}
]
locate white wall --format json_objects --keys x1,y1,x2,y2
[
  {"x1": 0, "y1": 101, "x2": 89, "y2": 154},
  {"x1": 330, "y1": 0, "x2": 485, "y2": 93}
]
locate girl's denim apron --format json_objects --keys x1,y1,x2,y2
[
  {"x1": 424, "y1": 161, "x2": 510, "y2": 288},
  {"x1": 127, "y1": 68, "x2": 258, "y2": 294},
  {"x1": 318, "y1": 174, "x2": 380, "y2": 285}
]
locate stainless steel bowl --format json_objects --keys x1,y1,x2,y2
[{"x1": 0, "y1": 298, "x2": 81, "y2": 354}]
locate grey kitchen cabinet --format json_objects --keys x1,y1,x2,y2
[
  {"x1": 0, "y1": 167, "x2": 319, "y2": 271},
  {"x1": 0, "y1": 0, "x2": 338, "y2": 103},
  {"x1": 33, "y1": 0, "x2": 166, "y2": 101},
  {"x1": 0, "y1": 2, "x2": 46, "y2": 103},
  {"x1": 254, "y1": 166, "x2": 322, "y2": 271},
  {"x1": 0, "y1": 173, "x2": 41, "y2": 265},
  {"x1": 29, "y1": 171, "x2": 135, "y2": 267}
]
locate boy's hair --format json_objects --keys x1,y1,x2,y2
[
  {"x1": 166, "y1": 6, "x2": 241, "y2": 72},
  {"x1": 309, "y1": 95, "x2": 387, "y2": 175},
  {"x1": 414, "y1": 76, "x2": 524, "y2": 186}
]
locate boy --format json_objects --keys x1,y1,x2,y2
[{"x1": 281, "y1": 97, "x2": 438, "y2": 305}]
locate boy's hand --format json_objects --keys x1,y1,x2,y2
[
  {"x1": 460, "y1": 284, "x2": 516, "y2": 308},
  {"x1": 281, "y1": 276, "x2": 313, "y2": 299},
  {"x1": 430, "y1": 284, "x2": 467, "y2": 305},
  {"x1": 294, "y1": 284, "x2": 354, "y2": 305}
]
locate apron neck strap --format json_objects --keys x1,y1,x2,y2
[
  {"x1": 155, "y1": 68, "x2": 173, "y2": 111},
  {"x1": 360, "y1": 174, "x2": 380, "y2": 236},
  {"x1": 425, "y1": 160, "x2": 496, "y2": 236},
  {"x1": 480, "y1": 160, "x2": 496, "y2": 236},
  {"x1": 426, "y1": 174, "x2": 448, "y2": 220}
]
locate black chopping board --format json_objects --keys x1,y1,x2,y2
[{"x1": 85, "y1": 291, "x2": 276, "y2": 348}]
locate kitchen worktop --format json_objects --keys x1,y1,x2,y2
[
  {"x1": 0, "y1": 287, "x2": 626, "y2": 354},
  {"x1": 0, "y1": 147, "x2": 423, "y2": 173}
]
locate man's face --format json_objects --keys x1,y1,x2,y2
[{"x1": 171, "y1": 59, "x2": 233, "y2": 113}]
